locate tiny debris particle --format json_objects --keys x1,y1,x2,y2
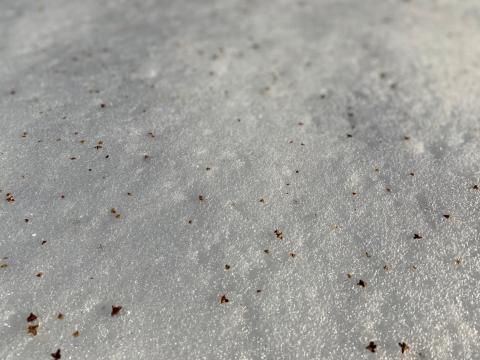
[
  {"x1": 256, "y1": 289, "x2": 262, "y2": 293},
  {"x1": 473, "y1": 185, "x2": 479, "y2": 190},
  {"x1": 100, "y1": 103, "x2": 106, "y2": 108},
  {"x1": 206, "y1": 167, "x2": 211, "y2": 171},
  {"x1": 57, "y1": 313, "x2": 64, "y2": 320},
  {"x1": 352, "y1": 192, "x2": 357, "y2": 196},
  {"x1": 383, "y1": 264, "x2": 390, "y2": 271},
  {"x1": 127, "y1": 192, "x2": 132, "y2": 196},
  {"x1": 6, "y1": 192, "x2": 15, "y2": 203},
  {"x1": 263, "y1": 249, "x2": 270, "y2": 254},
  {"x1": 409, "y1": 172, "x2": 415, "y2": 176},
  {"x1": 399, "y1": 342, "x2": 410, "y2": 354},
  {"x1": 72, "y1": 330, "x2": 80, "y2": 337},
  {"x1": 51, "y1": 349, "x2": 61, "y2": 359},
  {"x1": 259, "y1": 198, "x2": 265, "y2": 203},
  {"x1": 70, "y1": 157, "x2": 77, "y2": 160},
  {"x1": 413, "y1": 233, "x2": 423, "y2": 239},
  {"x1": 144, "y1": 154, "x2": 150, "y2": 160},
  {"x1": 385, "y1": 187, "x2": 391, "y2": 192},
  {"x1": 220, "y1": 295, "x2": 229, "y2": 304},
  {"x1": 366, "y1": 341, "x2": 377, "y2": 353},
  {"x1": 147, "y1": 132, "x2": 155, "y2": 138},
  {"x1": 404, "y1": 136, "x2": 410, "y2": 140},
  {"x1": 288, "y1": 252, "x2": 296, "y2": 258},
  {"x1": 27, "y1": 324, "x2": 39, "y2": 336},
  {"x1": 24, "y1": 218, "x2": 29, "y2": 223},
  {"x1": 346, "y1": 134, "x2": 353, "y2": 138},
  {"x1": 111, "y1": 305, "x2": 122, "y2": 316},
  {"x1": 198, "y1": 195, "x2": 204, "y2": 201},
  {"x1": 224, "y1": 264, "x2": 230, "y2": 270},
  {"x1": 187, "y1": 219, "x2": 192, "y2": 224},
  {"x1": 274, "y1": 229, "x2": 283, "y2": 240},
  {"x1": 35, "y1": 272, "x2": 43, "y2": 278},
  {"x1": 347, "y1": 273, "x2": 352, "y2": 279},
  {"x1": 21, "y1": 131, "x2": 28, "y2": 138},
  {"x1": 357, "y1": 280, "x2": 367, "y2": 288},
  {"x1": 443, "y1": 214, "x2": 450, "y2": 219},
  {"x1": 0, "y1": 263, "x2": 8, "y2": 268},
  {"x1": 41, "y1": 240, "x2": 47, "y2": 245},
  {"x1": 27, "y1": 313, "x2": 38, "y2": 322},
  {"x1": 455, "y1": 258, "x2": 462, "y2": 265},
  {"x1": 110, "y1": 208, "x2": 121, "y2": 218}
]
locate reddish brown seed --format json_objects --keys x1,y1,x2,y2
[
  {"x1": 288, "y1": 252, "x2": 296, "y2": 258},
  {"x1": 36, "y1": 272, "x2": 43, "y2": 278},
  {"x1": 224, "y1": 264, "x2": 230, "y2": 270},
  {"x1": 111, "y1": 305, "x2": 122, "y2": 316},
  {"x1": 27, "y1": 313, "x2": 37, "y2": 322},
  {"x1": 219, "y1": 295, "x2": 229, "y2": 304},
  {"x1": 51, "y1": 349, "x2": 61, "y2": 359},
  {"x1": 72, "y1": 330, "x2": 80, "y2": 337},
  {"x1": 399, "y1": 342, "x2": 410, "y2": 354},
  {"x1": 27, "y1": 324, "x2": 39, "y2": 336},
  {"x1": 366, "y1": 341, "x2": 377, "y2": 353},
  {"x1": 443, "y1": 214, "x2": 450, "y2": 219},
  {"x1": 198, "y1": 195, "x2": 204, "y2": 201},
  {"x1": 274, "y1": 229, "x2": 283, "y2": 240},
  {"x1": 357, "y1": 280, "x2": 366, "y2": 288},
  {"x1": 413, "y1": 233, "x2": 423, "y2": 239}
]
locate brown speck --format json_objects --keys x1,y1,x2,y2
[
  {"x1": 187, "y1": 219, "x2": 192, "y2": 224},
  {"x1": 404, "y1": 136, "x2": 410, "y2": 140},
  {"x1": 366, "y1": 341, "x2": 377, "y2": 353},
  {"x1": 385, "y1": 187, "x2": 391, "y2": 192},
  {"x1": 24, "y1": 218, "x2": 29, "y2": 223},
  {"x1": 383, "y1": 264, "x2": 390, "y2": 271},
  {"x1": 0, "y1": 263, "x2": 8, "y2": 268},
  {"x1": 409, "y1": 172, "x2": 415, "y2": 176},
  {"x1": 352, "y1": 192, "x2": 357, "y2": 196},
  {"x1": 473, "y1": 185, "x2": 479, "y2": 190},
  {"x1": 219, "y1": 295, "x2": 229, "y2": 304},
  {"x1": 111, "y1": 305, "x2": 122, "y2": 316},
  {"x1": 6, "y1": 193, "x2": 15, "y2": 203},
  {"x1": 27, "y1": 313, "x2": 38, "y2": 322},
  {"x1": 57, "y1": 313, "x2": 64, "y2": 320},
  {"x1": 60, "y1": 194, "x2": 65, "y2": 199},
  {"x1": 36, "y1": 272, "x2": 43, "y2": 278},
  {"x1": 21, "y1": 132, "x2": 28, "y2": 138},
  {"x1": 198, "y1": 195, "x2": 204, "y2": 201},
  {"x1": 365, "y1": 252, "x2": 371, "y2": 258},
  {"x1": 70, "y1": 157, "x2": 76, "y2": 160},
  {"x1": 298, "y1": 122, "x2": 304, "y2": 126},
  {"x1": 256, "y1": 289, "x2": 262, "y2": 293},
  {"x1": 347, "y1": 273, "x2": 352, "y2": 279},
  {"x1": 346, "y1": 134, "x2": 353, "y2": 138},
  {"x1": 259, "y1": 198, "x2": 265, "y2": 203},
  {"x1": 288, "y1": 252, "x2": 296, "y2": 258},
  {"x1": 443, "y1": 214, "x2": 450, "y2": 219},
  {"x1": 263, "y1": 249, "x2": 270, "y2": 254},
  {"x1": 224, "y1": 264, "x2": 230, "y2": 270},
  {"x1": 144, "y1": 154, "x2": 150, "y2": 160},
  {"x1": 399, "y1": 342, "x2": 410, "y2": 354},
  {"x1": 274, "y1": 229, "x2": 283, "y2": 240},
  {"x1": 51, "y1": 349, "x2": 61, "y2": 359},
  {"x1": 41, "y1": 240, "x2": 47, "y2": 245},
  {"x1": 100, "y1": 103, "x2": 106, "y2": 108},
  {"x1": 110, "y1": 208, "x2": 121, "y2": 218},
  {"x1": 79, "y1": 140, "x2": 86, "y2": 144},
  {"x1": 413, "y1": 233, "x2": 423, "y2": 239},
  {"x1": 127, "y1": 192, "x2": 132, "y2": 196},
  {"x1": 27, "y1": 324, "x2": 39, "y2": 336},
  {"x1": 72, "y1": 330, "x2": 80, "y2": 337},
  {"x1": 357, "y1": 280, "x2": 366, "y2": 288},
  {"x1": 455, "y1": 258, "x2": 462, "y2": 265},
  {"x1": 206, "y1": 167, "x2": 211, "y2": 171},
  {"x1": 147, "y1": 132, "x2": 155, "y2": 138}
]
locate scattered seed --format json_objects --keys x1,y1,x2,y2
[
  {"x1": 72, "y1": 330, "x2": 80, "y2": 337},
  {"x1": 264, "y1": 249, "x2": 270, "y2": 254},
  {"x1": 27, "y1": 324, "x2": 39, "y2": 336},
  {"x1": 259, "y1": 198, "x2": 265, "y2": 203},
  {"x1": 0, "y1": 263, "x2": 8, "y2": 268},
  {"x1": 357, "y1": 280, "x2": 366, "y2": 288},
  {"x1": 6, "y1": 193, "x2": 15, "y2": 203},
  {"x1": 443, "y1": 214, "x2": 450, "y2": 219},
  {"x1": 111, "y1": 305, "x2": 122, "y2": 316},
  {"x1": 57, "y1": 313, "x2": 64, "y2": 320},
  {"x1": 473, "y1": 185, "x2": 479, "y2": 190},
  {"x1": 100, "y1": 103, "x2": 106, "y2": 108},
  {"x1": 274, "y1": 229, "x2": 283, "y2": 240},
  {"x1": 404, "y1": 136, "x2": 410, "y2": 140},
  {"x1": 147, "y1": 132, "x2": 155, "y2": 138},
  {"x1": 188, "y1": 219, "x2": 192, "y2": 224},
  {"x1": 198, "y1": 195, "x2": 204, "y2": 201},
  {"x1": 398, "y1": 342, "x2": 410, "y2": 354},
  {"x1": 413, "y1": 233, "x2": 423, "y2": 239},
  {"x1": 41, "y1": 240, "x2": 47, "y2": 245},
  {"x1": 27, "y1": 313, "x2": 37, "y2": 322},
  {"x1": 36, "y1": 272, "x2": 43, "y2": 278},
  {"x1": 288, "y1": 252, "x2": 296, "y2": 258},
  {"x1": 346, "y1": 134, "x2": 353, "y2": 138},
  {"x1": 409, "y1": 172, "x2": 415, "y2": 176},
  {"x1": 224, "y1": 264, "x2": 230, "y2": 270},
  {"x1": 51, "y1": 349, "x2": 61, "y2": 359},
  {"x1": 220, "y1": 295, "x2": 229, "y2": 304},
  {"x1": 366, "y1": 341, "x2": 377, "y2": 353},
  {"x1": 347, "y1": 273, "x2": 352, "y2": 279}
]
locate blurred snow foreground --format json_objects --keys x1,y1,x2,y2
[{"x1": 1, "y1": 0, "x2": 479, "y2": 359}]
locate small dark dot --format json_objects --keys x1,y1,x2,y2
[
  {"x1": 274, "y1": 229, "x2": 283, "y2": 240},
  {"x1": 409, "y1": 172, "x2": 415, "y2": 176},
  {"x1": 24, "y1": 219, "x2": 29, "y2": 223},
  {"x1": 385, "y1": 187, "x2": 391, "y2": 192},
  {"x1": 127, "y1": 192, "x2": 132, "y2": 196},
  {"x1": 357, "y1": 280, "x2": 366, "y2": 288},
  {"x1": 27, "y1": 324, "x2": 39, "y2": 336},
  {"x1": 352, "y1": 192, "x2": 357, "y2": 196},
  {"x1": 404, "y1": 136, "x2": 410, "y2": 140},
  {"x1": 413, "y1": 233, "x2": 423, "y2": 239},
  {"x1": 366, "y1": 341, "x2": 377, "y2": 353},
  {"x1": 206, "y1": 167, "x2": 211, "y2": 171},
  {"x1": 472, "y1": 185, "x2": 479, "y2": 190},
  {"x1": 27, "y1": 313, "x2": 38, "y2": 322},
  {"x1": 256, "y1": 289, "x2": 262, "y2": 293},
  {"x1": 187, "y1": 219, "x2": 192, "y2": 224},
  {"x1": 100, "y1": 103, "x2": 106, "y2": 108},
  {"x1": 288, "y1": 252, "x2": 296, "y2": 258},
  {"x1": 295, "y1": 170, "x2": 299, "y2": 174},
  {"x1": 346, "y1": 134, "x2": 353, "y2": 138},
  {"x1": 51, "y1": 349, "x2": 61, "y2": 359},
  {"x1": 259, "y1": 198, "x2": 265, "y2": 203},
  {"x1": 443, "y1": 214, "x2": 450, "y2": 219},
  {"x1": 41, "y1": 240, "x2": 47, "y2": 245},
  {"x1": 10, "y1": 89, "x2": 16, "y2": 95},
  {"x1": 224, "y1": 264, "x2": 230, "y2": 270},
  {"x1": 57, "y1": 313, "x2": 64, "y2": 320},
  {"x1": 399, "y1": 342, "x2": 410, "y2": 354},
  {"x1": 111, "y1": 305, "x2": 122, "y2": 316},
  {"x1": 198, "y1": 195, "x2": 204, "y2": 201},
  {"x1": 263, "y1": 249, "x2": 270, "y2": 254},
  {"x1": 220, "y1": 294, "x2": 229, "y2": 304},
  {"x1": 36, "y1": 272, "x2": 43, "y2": 278}
]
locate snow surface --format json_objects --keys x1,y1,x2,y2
[{"x1": 1, "y1": 0, "x2": 480, "y2": 359}]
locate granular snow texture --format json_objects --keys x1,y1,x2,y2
[{"x1": 1, "y1": 0, "x2": 479, "y2": 359}]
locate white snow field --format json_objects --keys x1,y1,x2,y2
[{"x1": 0, "y1": 0, "x2": 479, "y2": 359}]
